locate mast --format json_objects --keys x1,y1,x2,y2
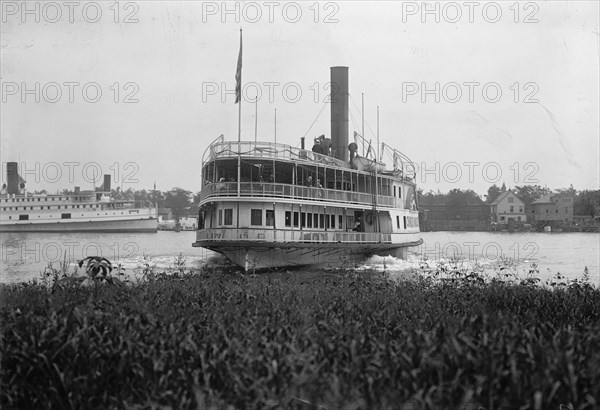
[
  {"x1": 254, "y1": 95, "x2": 258, "y2": 142},
  {"x1": 375, "y1": 106, "x2": 380, "y2": 234},
  {"x1": 235, "y1": 28, "x2": 243, "y2": 228},
  {"x1": 361, "y1": 93, "x2": 365, "y2": 155}
]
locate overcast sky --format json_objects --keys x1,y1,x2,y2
[{"x1": 1, "y1": 1, "x2": 598, "y2": 196}]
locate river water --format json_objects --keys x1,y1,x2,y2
[{"x1": 1, "y1": 231, "x2": 598, "y2": 285}]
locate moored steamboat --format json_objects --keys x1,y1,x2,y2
[
  {"x1": 193, "y1": 67, "x2": 422, "y2": 270},
  {"x1": 0, "y1": 163, "x2": 158, "y2": 233}
]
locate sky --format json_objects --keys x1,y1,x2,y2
[{"x1": 1, "y1": 1, "x2": 598, "y2": 197}]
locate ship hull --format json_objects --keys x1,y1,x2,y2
[
  {"x1": 0, "y1": 218, "x2": 157, "y2": 233},
  {"x1": 194, "y1": 235, "x2": 423, "y2": 270}
]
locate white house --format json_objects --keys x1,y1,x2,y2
[{"x1": 490, "y1": 190, "x2": 526, "y2": 224}]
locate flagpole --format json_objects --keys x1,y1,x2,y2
[
  {"x1": 254, "y1": 95, "x2": 258, "y2": 142},
  {"x1": 235, "y1": 28, "x2": 243, "y2": 229},
  {"x1": 237, "y1": 28, "x2": 242, "y2": 145},
  {"x1": 274, "y1": 108, "x2": 277, "y2": 144}
]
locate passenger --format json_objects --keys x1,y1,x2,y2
[
  {"x1": 218, "y1": 177, "x2": 226, "y2": 190},
  {"x1": 306, "y1": 176, "x2": 313, "y2": 186},
  {"x1": 316, "y1": 179, "x2": 323, "y2": 197}
]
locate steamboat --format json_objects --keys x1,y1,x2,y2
[
  {"x1": 193, "y1": 67, "x2": 422, "y2": 270},
  {"x1": 0, "y1": 163, "x2": 158, "y2": 233}
]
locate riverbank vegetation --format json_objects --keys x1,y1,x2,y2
[{"x1": 1, "y1": 260, "x2": 599, "y2": 409}]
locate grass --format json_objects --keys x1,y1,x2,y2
[{"x1": 1, "y1": 259, "x2": 599, "y2": 410}]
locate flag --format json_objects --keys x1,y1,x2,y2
[{"x1": 234, "y1": 29, "x2": 242, "y2": 104}]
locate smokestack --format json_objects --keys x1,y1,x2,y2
[
  {"x1": 330, "y1": 66, "x2": 349, "y2": 162},
  {"x1": 103, "y1": 175, "x2": 111, "y2": 192},
  {"x1": 6, "y1": 162, "x2": 19, "y2": 195},
  {"x1": 300, "y1": 137, "x2": 305, "y2": 150}
]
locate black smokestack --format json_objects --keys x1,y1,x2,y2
[
  {"x1": 330, "y1": 66, "x2": 349, "y2": 162},
  {"x1": 6, "y1": 162, "x2": 19, "y2": 195},
  {"x1": 103, "y1": 175, "x2": 111, "y2": 191}
]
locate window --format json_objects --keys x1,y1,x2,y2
[
  {"x1": 307, "y1": 212, "x2": 312, "y2": 228},
  {"x1": 338, "y1": 215, "x2": 342, "y2": 229},
  {"x1": 251, "y1": 209, "x2": 262, "y2": 226},
  {"x1": 555, "y1": 209, "x2": 558, "y2": 213},
  {"x1": 314, "y1": 213, "x2": 319, "y2": 228},
  {"x1": 330, "y1": 215, "x2": 335, "y2": 229},
  {"x1": 403, "y1": 216, "x2": 407, "y2": 229},
  {"x1": 500, "y1": 216, "x2": 505, "y2": 221},
  {"x1": 19, "y1": 215, "x2": 29, "y2": 220},
  {"x1": 319, "y1": 214, "x2": 324, "y2": 228},
  {"x1": 394, "y1": 186, "x2": 397, "y2": 197},
  {"x1": 397, "y1": 215, "x2": 400, "y2": 229},
  {"x1": 301, "y1": 212, "x2": 306, "y2": 228},
  {"x1": 266, "y1": 210, "x2": 274, "y2": 226},
  {"x1": 285, "y1": 211, "x2": 291, "y2": 227},
  {"x1": 224, "y1": 209, "x2": 233, "y2": 225},
  {"x1": 518, "y1": 216, "x2": 521, "y2": 221},
  {"x1": 218, "y1": 209, "x2": 223, "y2": 225},
  {"x1": 519, "y1": 207, "x2": 523, "y2": 213},
  {"x1": 508, "y1": 197, "x2": 514, "y2": 203},
  {"x1": 293, "y1": 212, "x2": 299, "y2": 227},
  {"x1": 399, "y1": 187, "x2": 402, "y2": 198},
  {"x1": 61, "y1": 213, "x2": 71, "y2": 219},
  {"x1": 510, "y1": 206, "x2": 514, "y2": 213}
]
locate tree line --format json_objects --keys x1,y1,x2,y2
[{"x1": 418, "y1": 183, "x2": 600, "y2": 217}]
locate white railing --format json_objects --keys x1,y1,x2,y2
[
  {"x1": 199, "y1": 182, "x2": 408, "y2": 208},
  {"x1": 203, "y1": 140, "x2": 352, "y2": 169},
  {"x1": 196, "y1": 228, "x2": 393, "y2": 244}
]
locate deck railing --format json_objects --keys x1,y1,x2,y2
[
  {"x1": 195, "y1": 228, "x2": 394, "y2": 244},
  {"x1": 204, "y1": 141, "x2": 349, "y2": 168},
  {"x1": 199, "y1": 182, "x2": 407, "y2": 208}
]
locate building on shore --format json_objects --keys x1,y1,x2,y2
[
  {"x1": 490, "y1": 191, "x2": 526, "y2": 227},
  {"x1": 530, "y1": 194, "x2": 573, "y2": 228},
  {"x1": 419, "y1": 204, "x2": 491, "y2": 231}
]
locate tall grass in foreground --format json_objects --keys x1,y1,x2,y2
[{"x1": 1, "y1": 262, "x2": 599, "y2": 410}]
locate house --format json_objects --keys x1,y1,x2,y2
[
  {"x1": 490, "y1": 191, "x2": 526, "y2": 224},
  {"x1": 530, "y1": 194, "x2": 573, "y2": 225},
  {"x1": 158, "y1": 208, "x2": 174, "y2": 222}
]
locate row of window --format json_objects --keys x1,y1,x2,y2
[
  {"x1": 215, "y1": 208, "x2": 416, "y2": 231},
  {"x1": 499, "y1": 216, "x2": 522, "y2": 221},
  {"x1": 7, "y1": 212, "x2": 126, "y2": 220},
  {"x1": 396, "y1": 215, "x2": 419, "y2": 229},
  {"x1": 2, "y1": 196, "x2": 91, "y2": 202},
  {"x1": 545, "y1": 207, "x2": 570, "y2": 213},
  {"x1": 2, "y1": 204, "x2": 97, "y2": 211},
  {"x1": 217, "y1": 208, "x2": 341, "y2": 229}
]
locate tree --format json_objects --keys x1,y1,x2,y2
[
  {"x1": 574, "y1": 189, "x2": 600, "y2": 217},
  {"x1": 485, "y1": 184, "x2": 502, "y2": 204},
  {"x1": 193, "y1": 191, "x2": 202, "y2": 205},
  {"x1": 513, "y1": 185, "x2": 552, "y2": 207},
  {"x1": 164, "y1": 188, "x2": 192, "y2": 219}
]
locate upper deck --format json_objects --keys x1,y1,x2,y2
[{"x1": 202, "y1": 136, "x2": 416, "y2": 181}]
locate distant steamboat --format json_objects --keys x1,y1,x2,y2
[
  {"x1": 193, "y1": 67, "x2": 422, "y2": 270},
  {"x1": 0, "y1": 163, "x2": 157, "y2": 233}
]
